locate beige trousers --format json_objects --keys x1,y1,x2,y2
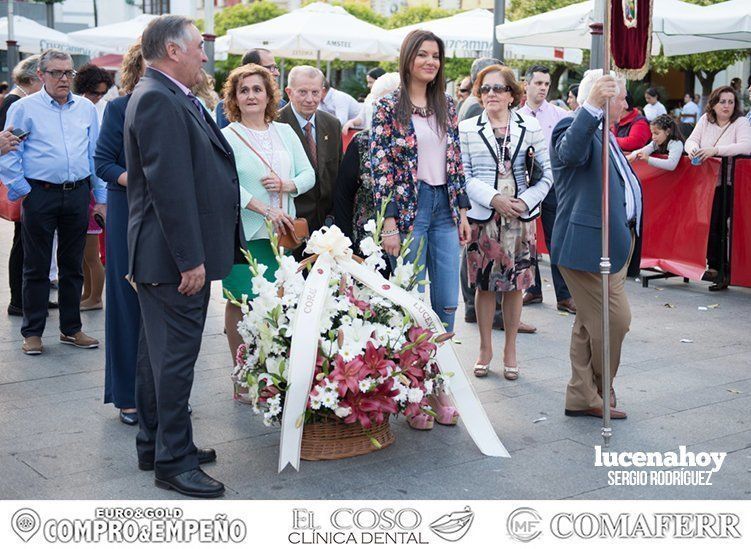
[{"x1": 558, "y1": 235, "x2": 634, "y2": 410}]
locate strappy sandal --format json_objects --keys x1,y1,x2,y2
[
  {"x1": 474, "y1": 362, "x2": 490, "y2": 378},
  {"x1": 503, "y1": 365, "x2": 519, "y2": 381},
  {"x1": 407, "y1": 412, "x2": 434, "y2": 430},
  {"x1": 427, "y1": 394, "x2": 459, "y2": 426}
]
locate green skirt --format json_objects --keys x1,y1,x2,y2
[{"x1": 222, "y1": 239, "x2": 277, "y2": 299}]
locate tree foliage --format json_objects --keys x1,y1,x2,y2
[
  {"x1": 208, "y1": 1, "x2": 286, "y2": 36},
  {"x1": 651, "y1": 0, "x2": 750, "y2": 95}
]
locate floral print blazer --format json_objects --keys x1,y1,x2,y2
[{"x1": 369, "y1": 90, "x2": 470, "y2": 234}]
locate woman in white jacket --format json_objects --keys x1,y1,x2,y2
[{"x1": 459, "y1": 64, "x2": 553, "y2": 380}]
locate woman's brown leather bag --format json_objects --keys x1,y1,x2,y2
[{"x1": 230, "y1": 126, "x2": 309, "y2": 250}]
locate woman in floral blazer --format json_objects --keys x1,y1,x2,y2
[{"x1": 369, "y1": 29, "x2": 471, "y2": 431}]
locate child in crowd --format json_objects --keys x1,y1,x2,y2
[{"x1": 627, "y1": 114, "x2": 684, "y2": 172}]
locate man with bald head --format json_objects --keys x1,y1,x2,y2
[{"x1": 278, "y1": 65, "x2": 342, "y2": 236}]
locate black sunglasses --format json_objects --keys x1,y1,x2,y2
[
  {"x1": 459, "y1": 88, "x2": 471, "y2": 93},
  {"x1": 480, "y1": 84, "x2": 513, "y2": 95}
]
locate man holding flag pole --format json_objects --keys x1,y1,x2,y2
[{"x1": 549, "y1": 0, "x2": 648, "y2": 443}]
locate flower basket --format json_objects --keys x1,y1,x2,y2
[{"x1": 300, "y1": 417, "x2": 395, "y2": 461}]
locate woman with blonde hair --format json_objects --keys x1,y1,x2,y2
[
  {"x1": 220, "y1": 64, "x2": 314, "y2": 370},
  {"x1": 460, "y1": 64, "x2": 553, "y2": 380},
  {"x1": 94, "y1": 41, "x2": 146, "y2": 425}
]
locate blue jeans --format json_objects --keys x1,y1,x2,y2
[{"x1": 402, "y1": 182, "x2": 461, "y2": 332}]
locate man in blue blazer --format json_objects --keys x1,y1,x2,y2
[{"x1": 550, "y1": 70, "x2": 643, "y2": 420}]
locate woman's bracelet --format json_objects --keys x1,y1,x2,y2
[
  {"x1": 381, "y1": 229, "x2": 399, "y2": 238},
  {"x1": 264, "y1": 206, "x2": 272, "y2": 219}
]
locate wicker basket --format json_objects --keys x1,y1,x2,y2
[{"x1": 301, "y1": 418, "x2": 395, "y2": 461}]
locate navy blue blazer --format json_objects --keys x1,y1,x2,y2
[
  {"x1": 94, "y1": 95, "x2": 130, "y2": 191},
  {"x1": 550, "y1": 108, "x2": 642, "y2": 274}
]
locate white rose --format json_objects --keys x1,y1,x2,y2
[{"x1": 335, "y1": 406, "x2": 352, "y2": 418}]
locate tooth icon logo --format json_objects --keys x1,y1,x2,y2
[
  {"x1": 430, "y1": 506, "x2": 475, "y2": 542},
  {"x1": 12, "y1": 508, "x2": 40, "y2": 542}
]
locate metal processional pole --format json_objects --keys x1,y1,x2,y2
[{"x1": 600, "y1": 0, "x2": 613, "y2": 447}]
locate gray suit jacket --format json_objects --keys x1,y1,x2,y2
[
  {"x1": 277, "y1": 104, "x2": 342, "y2": 231},
  {"x1": 124, "y1": 68, "x2": 243, "y2": 283},
  {"x1": 550, "y1": 108, "x2": 643, "y2": 274}
]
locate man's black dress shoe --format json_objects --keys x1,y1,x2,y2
[
  {"x1": 48, "y1": 301, "x2": 59, "y2": 309},
  {"x1": 7, "y1": 304, "x2": 22, "y2": 316},
  {"x1": 138, "y1": 448, "x2": 217, "y2": 471},
  {"x1": 154, "y1": 468, "x2": 224, "y2": 498},
  {"x1": 119, "y1": 410, "x2": 138, "y2": 426}
]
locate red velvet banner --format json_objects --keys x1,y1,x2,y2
[
  {"x1": 611, "y1": 0, "x2": 652, "y2": 78},
  {"x1": 730, "y1": 158, "x2": 751, "y2": 288},
  {"x1": 634, "y1": 157, "x2": 719, "y2": 280},
  {"x1": 536, "y1": 157, "x2": 719, "y2": 281}
]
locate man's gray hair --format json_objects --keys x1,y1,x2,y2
[
  {"x1": 38, "y1": 50, "x2": 72, "y2": 73},
  {"x1": 13, "y1": 55, "x2": 41, "y2": 86},
  {"x1": 577, "y1": 69, "x2": 627, "y2": 106},
  {"x1": 288, "y1": 66, "x2": 324, "y2": 88},
  {"x1": 470, "y1": 57, "x2": 503, "y2": 83},
  {"x1": 141, "y1": 15, "x2": 195, "y2": 63}
]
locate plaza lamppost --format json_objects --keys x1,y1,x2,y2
[{"x1": 493, "y1": 0, "x2": 505, "y2": 61}]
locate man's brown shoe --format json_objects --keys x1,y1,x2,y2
[
  {"x1": 557, "y1": 298, "x2": 577, "y2": 314},
  {"x1": 565, "y1": 407, "x2": 627, "y2": 419},
  {"x1": 22, "y1": 336, "x2": 43, "y2": 355},
  {"x1": 60, "y1": 331, "x2": 99, "y2": 349},
  {"x1": 522, "y1": 292, "x2": 543, "y2": 306}
]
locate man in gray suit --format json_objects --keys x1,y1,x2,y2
[
  {"x1": 124, "y1": 15, "x2": 243, "y2": 498},
  {"x1": 550, "y1": 70, "x2": 642, "y2": 421}
]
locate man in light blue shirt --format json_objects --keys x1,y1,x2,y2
[{"x1": 0, "y1": 49, "x2": 104, "y2": 354}]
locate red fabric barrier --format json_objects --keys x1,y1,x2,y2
[
  {"x1": 535, "y1": 157, "x2": 718, "y2": 279},
  {"x1": 634, "y1": 157, "x2": 719, "y2": 280},
  {"x1": 342, "y1": 128, "x2": 358, "y2": 152},
  {"x1": 731, "y1": 158, "x2": 751, "y2": 288}
]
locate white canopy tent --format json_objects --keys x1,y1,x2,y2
[
  {"x1": 68, "y1": 14, "x2": 159, "y2": 54},
  {"x1": 390, "y1": 9, "x2": 583, "y2": 64},
  {"x1": 494, "y1": 0, "x2": 747, "y2": 57},
  {"x1": 661, "y1": 0, "x2": 751, "y2": 55},
  {"x1": 1, "y1": 15, "x2": 96, "y2": 56},
  {"x1": 225, "y1": 2, "x2": 399, "y2": 61}
]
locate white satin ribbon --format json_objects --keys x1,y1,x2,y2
[{"x1": 278, "y1": 254, "x2": 509, "y2": 473}]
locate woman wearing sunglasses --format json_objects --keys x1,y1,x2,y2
[{"x1": 459, "y1": 65, "x2": 553, "y2": 381}]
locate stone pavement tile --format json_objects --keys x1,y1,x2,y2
[
  {"x1": 568, "y1": 402, "x2": 749, "y2": 454},
  {"x1": 402, "y1": 438, "x2": 608, "y2": 500},
  {"x1": 716, "y1": 394, "x2": 751, "y2": 413}
]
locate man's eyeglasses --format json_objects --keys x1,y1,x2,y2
[
  {"x1": 44, "y1": 70, "x2": 77, "y2": 80},
  {"x1": 480, "y1": 84, "x2": 512, "y2": 95},
  {"x1": 263, "y1": 64, "x2": 279, "y2": 73}
]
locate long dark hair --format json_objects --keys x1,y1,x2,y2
[
  {"x1": 650, "y1": 114, "x2": 684, "y2": 154},
  {"x1": 396, "y1": 29, "x2": 447, "y2": 136}
]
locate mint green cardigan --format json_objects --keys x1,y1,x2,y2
[{"x1": 222, "y1": 121, "x2": 315, "y2": 240}]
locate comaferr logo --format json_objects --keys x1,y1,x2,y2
[{"x1": 550, "y1": 513, "x2": 741, "y2": 539}]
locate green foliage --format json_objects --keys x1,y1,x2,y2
[
  {"x1": 335, "y1": 1, "x2": 388, "y2": 27},
  {"x1": 210, "y1": 1, "x2": 286, "y2": 36},
  {"x1": 508, "y1": 0, "x2": 581, "y2": 21},
  {"x1": 651, "y1": 0, "x2": 749, "y2": 95},
  {"x1": 386, "y1": 6, "x2": 456, "y2": 29}
]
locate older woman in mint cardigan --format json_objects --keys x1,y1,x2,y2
[{"x1": 220, "y1": 65, "x2": 315, "y2": 364}]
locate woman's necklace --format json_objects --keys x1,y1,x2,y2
[
  {"x1": 16, "y1": 86, "x2": 28, "y2": 97},
  {"x1": 412, "y1": 104, "x2": 433, "y2": 118},
  {"x1": 491, "y1": 116, "x2": 511, "y2": 175}
]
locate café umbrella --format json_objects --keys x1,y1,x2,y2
[{"x1": 225, "y1": 2, "x2": 399, "y2": 62}]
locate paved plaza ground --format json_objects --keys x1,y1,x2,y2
[{"x1": 1, "y1": 221, "x2": 749, "y2": 500}]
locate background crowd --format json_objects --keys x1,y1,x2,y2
[{"x1": 1, "y1": 13, "x2": 750, "y2": 498}]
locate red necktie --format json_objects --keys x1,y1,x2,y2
[{"x1": 304, "y1": 121, "x2": 318, "y2": 169}]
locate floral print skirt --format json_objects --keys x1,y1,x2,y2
[{"x1": 466, "y1": 177, "x2": 536, "y2": 292}]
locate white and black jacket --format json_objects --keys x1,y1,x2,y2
[{"x1": 459, "y1": 110, "x2": 553, "y2": 222}]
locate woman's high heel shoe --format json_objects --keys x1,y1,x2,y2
[
  {"x1": 407, "y1": 412, "x2": 434, "y2": 430},
  {"x1": 503, "y1": 365, "x2": 519, "y2": 381},
  {"x1": 428, "y1": 393, "x2": 459, "y2": 426}
]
